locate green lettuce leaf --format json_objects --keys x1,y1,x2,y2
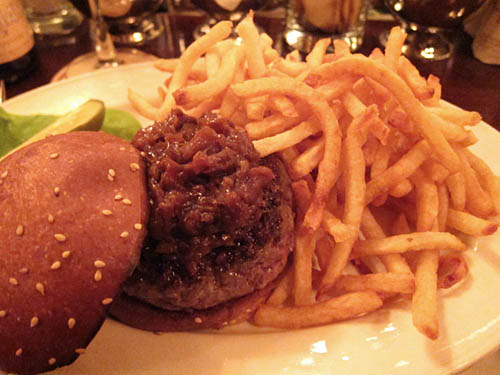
[{"x1": 0, "y1": 106, "x2": 141, "y2": 157}]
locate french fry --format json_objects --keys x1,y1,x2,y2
[
  {"x1": 333, "y1": 273, "x2": 415, "y2": 294},
  {"x1": 392, "y1": 212, "x2": 411, "y2": 235},
  {"x1": 397, "y1": 55, "x2": 433, "y2": 100},
  {"x1": 458, "y1": 150, "x2": 495, "y2": 217},
  {"x1": 254, "y1": 291, "x2": 383, "y2": 329},
  {"x1": 437, "y1": 183, "x2": 449, "y2": 232},
  {"x1": 412, "y1": 249, "x2": 439, "y2": 340},
  {"x1": 219, "y1": 87, "x2": 241, "y2": 118},
  {"x1": 422, "y1": 159, "x2": 450, "y2": 183},
  {"x1": 361, "y1": 208, "x2": 412, "y2": 274},
  {"x1": 274, "y1": 59, "x2": 308, "y2": 77},
  {"x1": 291, "y1": 137, "x2": 324, "y2": 179},
  {"x1": 269, "y1": 95, "x2": 299, "y2": 118},
  {"x1": 428, "y1": 105, "x2": 481, "y2": 127},
  {"x1": 310, "y1": 56, "x2": 461, "y2": 172},
  {"x1": 294, "y1": 229, "x2": 320, "y2": 306},
  {"x1": 351, "y1": 232, "x2": 466, "y2": 258},
  {"x1": 463, "y1": 149, "x2": 500, "y2": 215},
  {"x1": 322, "y1": 210, "x2": 356, "y2": 243},
  {"x1": 205, "y1": 50, "x2": 220, "y2": 78},
  {"x1": 366, "y1": 140, "x2": 430, "y2": 203},
  {"x1": 318, "y1": 108, "x2": 371, "y2": 296},
  {"x1": 411, "y1": 168, "x2": 439, "y2": 232},
  {"x1": 422, "y1": 74, "x2": 442, "y2": 107},
  {"x1": 252, "y1": 119, "x2": 320, "y2": 157},
  {"x1": 389, "y1": 179, "x2": 413, "y2": 198},
  {"x1": 128, "y1": 88, "x2": 161, "y2": 120},
  {"x1": 173, "y1": 46, "x2": 245, "y2": 106},
  {"x1": 316, "y1": 75, "x2": 358, "y2": 100},
  {"x1": 333, "y1": 39, "x2": 351, "y2": 58},
  {"x1": 235, "y1": 12, "x2": 266, "y2": 79},
  {"x1": 306, "y1": 38, "x2": 331, "y2": 68},
  {"x1": 446, "y1": 172, "x2": 466, "y2": 211},
  {"x1": 245, "y1": 95, "x2": 268, "y2": 121},
  {"x1": 245, "y1": 114, "x2": 300, "y2": 140},
  {"x1": 266, "y1": 267, "x2": 294, "y2": 306},
  {"x1": 384, "y1": 26, "x2": 407, "y2": 72},
  {"x1": 292, "y1": 179, "x2": 312, "y2": 224},
  {"x1": 447, "y1": 208, "x2": 498, "y2": 236}
]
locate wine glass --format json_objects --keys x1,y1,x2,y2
[
  {"x1": 384, "y1": 0, "x2": 486, "y2": 60},
  {"x1": 52, "y1": 0, "x2": 159, "y2": 81}
]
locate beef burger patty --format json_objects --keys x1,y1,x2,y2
[{"x1": 110, "y1": 110, "x2": 294, "y2": 330}]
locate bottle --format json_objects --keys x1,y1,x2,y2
[{"x1": 0, "y1": 0, "x2": 38, "y2": 84}]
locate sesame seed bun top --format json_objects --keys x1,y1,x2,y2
[{"x1": 0, "y1": 131, "x2": 149, "y2": 375}]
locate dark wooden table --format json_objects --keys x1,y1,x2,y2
[{"x1": 5, "y1": 10, "x2": 500, "y2": 129}]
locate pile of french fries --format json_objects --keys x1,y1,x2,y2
[{"x1": 128, "y1": 13, "x2": 499, "y2": 340}]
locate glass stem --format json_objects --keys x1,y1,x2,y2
[{"x1": 88, "y1": 0, "x2": 121, "y2": 67}]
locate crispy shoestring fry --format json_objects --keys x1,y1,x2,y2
[
  {"x1": 127, "y1": 22, "x2": 499, "y2": 337},
  {"x1": 310, "y1": 56, "x2": 461, "y2": 172}
]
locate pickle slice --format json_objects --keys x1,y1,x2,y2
[{"x1": 1, "y1": 99, "x2": 105, "y2": 161}]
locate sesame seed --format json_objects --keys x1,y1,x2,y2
[
  {"x1": 107, "y1": 174, "x2": 115, "y2": 182},
  {"x1": 9, "y1": 278, "x2": 18, "y2": 286},
  {"x1": 19, "y1": 267, "x2": 28, "y2": 274},
  {"x1": 15, "y1": 348, "x2": 22, "y2": 357},
  {"x1": 50, "y1": 153, "x2": 59, "y2": 159},
  {"x1": 35, "y1": 282, "x2": 45, "y2": 295},
  {"x1": 108, "y1": 169, "x2": 116, "y2": 177},
  {"x1": 48, "y1": 214, "x2": 55, "y2": 224},
  {"x1": 68, "y1": 318, "x2": 76, "y2": 329},
  {"x1": 130, "y1": 163, "x2": 140, "y2": 172},
  {"x1": 94, "y1": 270, "x2": 102, "y2": 282},
  {"x1": 134, "y1": 223, "x2": 142, "y2": 230},
  {"x1": 1, "y1": 171, "x2": 8, "y2": 179},
  {"x1": 114, "y1": 194, "x2": 123, "y2": 201},
  {"x1": 30, "y1": 316, "x2": 39, "y2": 327},
  {"x1": 48, "y1": 358, "x2": 56, "y2": 365},
  {"x1": 62, "y1": 250, "x2": 71, "y2": 258},
  {"x1": 54, "y1": 187, "x2": 60, "y2": 196},
  {"x1": 194, "y1": 317, "x2": 202, "y2": 324},
  {"x1": 54, "y1": 233, "x2": 66, "y2": 242},
  {"x1": 119, "y1": 147, "x2": 126, "y2": 151},
  {"x1": 0, "y1": 310, "x2": 6, "y2": 317},
  {"x1": 94, "y1": 260, "x2": 106, "y2": 268},
  {"x1": 120, "y1": 231, "x2": 129, "y2": 238},
  {"x1": 16, "y1": 225, "x2": 24, "y2": 236},
  {"x1": 101, "y1": 298, "x2": 113, "y2": 305},
  {"x1": 75, "y1": 348, "x2": 86, "y2": 355},
  {"x1": 122, "y1": 198, "x2": 132, "y2": 206},
  {"x1": 50, "y1": 261, "x2": 61, "y2": 270},
  {"x1": 102, "y1": 209, "x2": 113, "y2": 216},
  {"x1": 140, "y1": 151, "x2": 146, "y2": 157}
]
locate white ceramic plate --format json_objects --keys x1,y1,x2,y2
[{"x1": 3, "y1": 62, "x2": 500, "y2": 375}]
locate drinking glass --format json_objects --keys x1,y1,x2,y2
[
  {"x1": 99, "y1": 0, "x2": 164, "y2": 45},
  {"x1": 384, "y1": 0, "x2": 486, "y2": 60},
  {"x1": 22, "y1": 0, "x2": 83, "y2": 35},
  {"x1": 52, "y1": 0, "x2": 158, "y2": 81},
  {"x1": 284, "y1": 0, "x2": 369, "y2": 53}
]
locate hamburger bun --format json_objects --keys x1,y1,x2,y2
[{"x1": 0, "y1": 131, "x2": 149, "y2": 374}]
